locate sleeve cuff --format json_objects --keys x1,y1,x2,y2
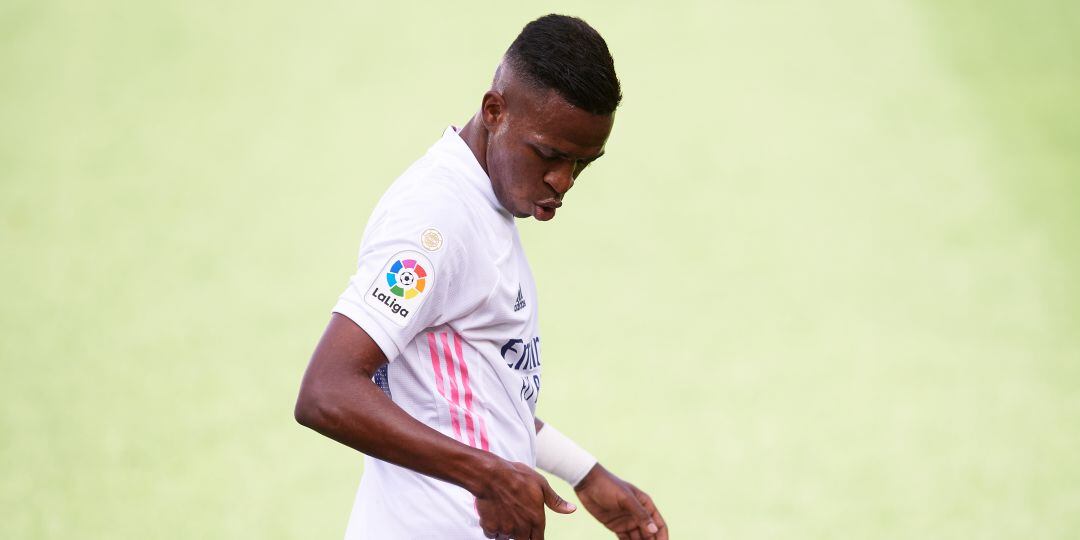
[{"x1": 332, "y1": 298, "x2": 404, "y2": 362}]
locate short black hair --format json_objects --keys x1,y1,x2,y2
[{"x1": 504, "y1": 14, "x2": 622, "y2": 116}]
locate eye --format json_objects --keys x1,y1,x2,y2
[
  {"x1": 532, "y1": 144, "x2": 571, "y2": 162},
  {"x1": 533, "y1": 147, "x2": 558, "y2": 162},
  {"x1": 573, "y1": 160, "x2": 590, "y2": 177}
]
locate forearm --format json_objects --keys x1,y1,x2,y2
[
  {"x1": 295, "y1": 314, "x2": 496, "y2": 495},
  {"x1": 297, "y1": 375, "x2": 495, "y2": 494}
]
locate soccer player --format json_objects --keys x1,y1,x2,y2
[{"x1": 295, "y1": 14, "x2": 667, "y2": 540}]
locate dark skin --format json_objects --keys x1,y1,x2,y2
[
  {"x1": 460, "y1": 64, "x2": 611, "y2": 222},
  {"x1": 295, "y1": 62, "x2": 667, "y2": 540}
]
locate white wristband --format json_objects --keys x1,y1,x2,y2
[{"x1": 535, "y1": 423, "x2": 597, "y2": 487}]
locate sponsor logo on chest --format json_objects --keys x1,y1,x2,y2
[
  {"x1": 501, "y1": 336, "x2": 541, "y2": 371},
  {"x1": 500, "y1": 335, "x2": 542, "y2": 404}
]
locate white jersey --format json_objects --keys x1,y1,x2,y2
[{"x1": 332, "y1": 126, "x2": 543, "y2": 539}]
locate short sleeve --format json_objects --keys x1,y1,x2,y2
[{"x1": 332, "y1": 197, "x2": 491, "y2": 362}]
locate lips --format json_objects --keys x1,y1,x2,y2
[{"x1": 532, "y1": 200, "x2": 559, "y2": 221}]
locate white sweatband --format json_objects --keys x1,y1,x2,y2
[{"x1": 535, "y1": 424, "x2": 597, "y2": 487}]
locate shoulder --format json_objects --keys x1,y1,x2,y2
[
  {"x1": 361, "y1": 166, "x2": 488, "y2": 280},
  {"x1": 371, "y1": 159, "x2": 487, "y2": 248}
]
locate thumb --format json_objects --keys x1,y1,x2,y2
[{"x1": 542, "y1": 483, "x2": 577, "y2": 514}]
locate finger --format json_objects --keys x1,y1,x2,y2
[
  {"x1": 643, "y1": 513, "x2": 668, "y2": 540},
  {"x1": 626, "y1": 494, "x2": 659, "y2": 537},
  {"x1": 628, "y1": 529, "x2": 643, "y2": 540},
  {"x1": 656, "y1": 524, "x2": 669, "y2": 540},
  {"x1": 479, "y1": 514, "x2": 498, "y2": 538},
  {"x1": 643, "y1": 508, "x2": 667, "y2": 540},
  {"x1": 533, "y1": 502, "x2": 546, "y2": 540},
  {"x1": 541, "y1": 482, "x2": 576, "y2": 514},
  {"x1": 636, "y1": 492, "x2": 666, "y2": 534}
]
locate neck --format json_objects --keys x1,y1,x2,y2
[{"x1": 458, "y1": 113, "x2": 489, "y2": 175}]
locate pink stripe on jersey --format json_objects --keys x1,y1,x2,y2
[
  {"x1": 440, "y1": 332, "x2": 475, "y2": 448},
  {"x1": 448, "y1": 333, "x2": 478, "y2": 449},
  {"x1": 427, "y1": 332, "x2": 462, "y2": 442},
  {"x1": 454, "y1": 333, "x2": 490, "y2": 452}
]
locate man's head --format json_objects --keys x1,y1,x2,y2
[{"x1": 479, "y1": 14, "x2": 621, "y2": 221}]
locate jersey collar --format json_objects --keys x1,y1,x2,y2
[{"x1": 442, "y1": 126, "x2": 511, "y2": 218}]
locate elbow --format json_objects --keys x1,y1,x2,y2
[
  {"x1": 293, "y1": 392, "x2": 316, "y2": 428},
  {"x1": 294, "y1": 386, "x2": 335, "y2": 432}
]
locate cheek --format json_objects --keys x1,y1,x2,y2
[
  {"x1": 496, "y1": 151, "x2": 540, "y2": 193},
  {"x1": 510, "y1": 149, "x2": 547, "y2": 184}
]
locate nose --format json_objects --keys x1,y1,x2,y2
[{"x1": 544, "y1": 162, "x2": 576, "y2": 196}]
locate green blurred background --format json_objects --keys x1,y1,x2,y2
[{"x1": 2, "y1": 1, "x2": 1078, "y2": 538}]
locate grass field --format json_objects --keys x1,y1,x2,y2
[{"x1": 2, "y1": 1, "x2": 1078, "y2": 538}]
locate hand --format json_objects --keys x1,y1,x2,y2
[
  {"x1": 574, "y1": 464, "x2": 667, "y2": 540},
  {"x1": 474, "y1": 459, "x2": 577, "y2": 539}
]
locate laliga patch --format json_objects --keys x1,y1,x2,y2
[{"x1": 364, "y1": 251, "x2": 434, "y2": 327}]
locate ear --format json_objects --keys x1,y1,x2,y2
[{"x1": 480, "y1": 90, "x2": 506, "y2": 133}]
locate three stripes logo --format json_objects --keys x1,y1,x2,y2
[
  {"x1": 427, "y1": 332, "x2": 490, "y2": 451},
  {"x1": 514, "y1": 284, "x2": 527, "y2": 312}
]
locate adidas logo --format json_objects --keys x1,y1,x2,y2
[{"x1": 514, "y1": 285, "x2": 527, "y2": 312}]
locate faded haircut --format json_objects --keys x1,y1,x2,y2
[{"x1": 504, "y1": 14, "x2": 622, "y2": 116}]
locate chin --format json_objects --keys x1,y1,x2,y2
[{"x1": 508, "y1": 202, "x2": 533, "y2": 219}]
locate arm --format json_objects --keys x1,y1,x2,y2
[
  {"x1": 295, "y1": 314, "x2": 575, "y2": 538},
  {"x1": 533, "y1": 416, "x2": 668, "y2": 539},
  {"x1": 295, "y1": 313, "x2": 492, "y2": 492}
]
